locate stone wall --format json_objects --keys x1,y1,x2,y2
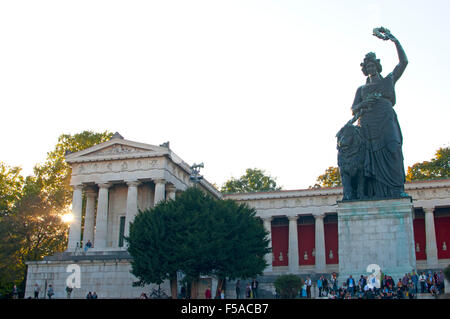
[{"x1": 25, "y1": 258, "x2": 170, "y2": 299}]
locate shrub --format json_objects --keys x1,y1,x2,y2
[
  {"x1": 274, "y1": 274, "x2": 303, "y2": 299},
  {"x1": 444, "y1": 264, "x2": 450, "y2": 282}
]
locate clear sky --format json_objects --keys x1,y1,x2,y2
[{"x1": 0, "y1": 0, "x2": 449, "y2": 190}]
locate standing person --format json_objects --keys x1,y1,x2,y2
[
  {"x1": 251, "y1": 279, "x2": 258, "y2": 299},
  {"x1": 33, "y1": 284, "x2": 40, "y2": 299},
  {"x1": 411, "y1": 271, "x2": 419, "y2": 294},
  {"x1": 215, "y1": 287, "x2": 221, "y2": 299},
  {"x1": 205, "y1": 287, "x2": 211, "y2": 299},
  {"x1": 402, "y1": 274, "x2": 409, "y2": 292},
  {"x1": 86, "y1": 291, "x2": 93, "y2": 299},
  {"x1": 47, "y1": 284, "x2": 54, "y2": 299},
  {"x1": 301, "y1": 283, "x2": 307, "y2": 298},
  {"x1": 245, "y1": 283, "x2": 251, "y2": 299},
  {"x1": 359, "y1": 275, "x2": 367, "y2": 292},
  {"x1": 92, "y1": 292, "x2": 98, "y2": 299},
  {"x1": 381, "y1": 275, "x2": 387, "y2": 289},
  {"x1": 317, "y1": 276, "x2": 323, "y2": 297},
  {"x1": 331, "y1": 273, "x2": 338, "y2": 293},
  {"x1": 235, "y1": 280, "x2": 241, "y2": 299},
  {"x1": 347, "y1": 275, "x2": 355, "y2": 296},
  {"x1": 12, "y1": 285, "x2": 19, "y2": 299},
  {"x1": 433, "y1": 272, "x2": 439, "y2": 291},
  {"x1": 322, "y1": 276, "x2": 329, "y2": 296},
  {"x1": 220, "y1": 289, "x2": 225, "y2": 299},
  {"x1": 66, "y1": 285, "x2": 73, "y2": 299},
  {"x1": 388, "y1": 276, "x2": 395, "y2": 290},
  {"x1": 305, "y1": 277, "x2": 312, "y2": 299},
  {"x1": 180, "y1": 286, "x2": 186, "y2": 299},
  {"x1": 426, "y1": 273, "x2": 433, "y2": 293}
]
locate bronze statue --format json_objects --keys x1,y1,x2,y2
[{"x1": 337, "y1": 27, "x2": 409, "y2": 200}]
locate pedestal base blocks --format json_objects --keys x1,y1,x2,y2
[{"x1": 337, "y1": 198, "x2": 416, "y2": 284}]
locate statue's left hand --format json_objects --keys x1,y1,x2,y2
[{"x1": 385, "y1": 29, "x2": 398, "y2": 43}]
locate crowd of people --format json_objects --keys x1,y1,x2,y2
[
  {"x1": 307, "y1": 270, "x2": 446, "y2": 299},
  {"x1": 9, "y1": 270, "x2": 446, "y2": 299}
]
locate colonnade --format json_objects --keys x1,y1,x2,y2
[
  {"x1": 67, "y1": 179, "x2": 176, "y2": 251},
  {"x1": 262, "y1": 213, "x2": 328, "y2": 274},
  {"x1": 261, "y1": 206, "x2": 445, "y2": 273}
]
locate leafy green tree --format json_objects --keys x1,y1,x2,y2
[
  {"x1": 406, "y1": 146, "x2": 449, "y2": 182},
  {"x1": 0, "y1": 177, "x2": 68, "y2": 298},
  {"x1": 33, "y1": 130, "x2": 112, "y2": 209},
  {"x1": 274, "y1": 274, "x2": 303, "y2": 299},
  {"x1": 311, "y1": 166, "x2": 342, "y2": 188},
  {"x1": 0, "y1": 163, "x2": 24, "y2": 217},
  {"x1": 221, "y1": 168, "x2": 281, "y2": 194},
  {"x1": 127, "y1": 187, "x2": 270, "y2": 299},
  {"x1": 0, "y1": 130, "x2": 111, "y2": 298}
]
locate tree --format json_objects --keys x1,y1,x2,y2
[
  {"x1": 0, "y1": 176, "x2": 68, "y2": 298},
  {"x1": 444, "y1": 264, "x2": 450, "y2": 282},
  {"x1": 0, "y1": 163, "x2": 24, "y2": 217},
  {"x1": 221, "y1": 168, "x2": 281, "y2": 194},
  {"x1": 127, "y1": 187, "x2": 270, "y2": 299},
  {"x1": 33, "y1": 130, "x2": 112, "y2": 210},
  {"x1": 311, "y1": 166, "x2": 342, "y2": 188},
  {"x1": 0, "y1": 130, "x2": 112, "y2": 298},
  {"x1": 406, "y1": 146, "x2": 450, "y2": 182},
  {"x1": 274, "y1": 274, "x2": 303, "y2": 299}
]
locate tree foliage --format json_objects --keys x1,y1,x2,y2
[
  {"x1": 274, "y1": 274, "x2": 303, "y2": 299},
  {"x1": 406, "y1": 146, "x2": 449, "y2": 182},
  {"x1": 311, "y1": 166, "x2": 342, "y2": 188},
  {"x1": 0, "y1": 130, "x2": 112, "y2": 298},
  {"x1": 221, "y1": 168, "x2": 281, "y2": 194},
  {"x1": 0, "y1": 176, "x2": 68, "y2": 297},
  {"x1": 0, "y1": 163, "x2": 24, "y2": 216},
  {"x1": 33, "y1": 130, "x2": 112, "y2": 209},
  {"x1": 127, "y1": 187, "x2": 270, "y2": 298},
  {"x1": 444, "y1": 264, "x2": 450, "y2": 282}
]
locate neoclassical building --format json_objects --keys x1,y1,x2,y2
[
  {"x1": 226, "y1": 179, "x2": 450, "y2": 276},
  {"x1": 25, "y1": 135, "x2": 450, "y2": 298},
  {"x1": 64, "y1": 132, "x2": 220, "y2": 253}
]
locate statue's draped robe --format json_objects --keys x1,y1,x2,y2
[{"x1": 352, "y1": 71, "x2": 406, "y2": 198}]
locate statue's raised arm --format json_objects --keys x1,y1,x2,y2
[{"x1": 373, "y1": 27, "x2": 408, "y2": 83}]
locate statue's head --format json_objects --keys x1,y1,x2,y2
[{"x1": 360, "y1": 52, "x2": 382, "y2": 76}]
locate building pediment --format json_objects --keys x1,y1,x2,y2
[{"x1": 65, "y1": 138, "x2": 170, "y2": 163}]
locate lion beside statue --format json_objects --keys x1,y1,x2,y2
[{"x1": 336, "y1": 123, "x2": 366, "y2": 201}]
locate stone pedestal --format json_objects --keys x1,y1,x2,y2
[{"x1": 337, "y1": 197, "x2": 416, "y2": 284}]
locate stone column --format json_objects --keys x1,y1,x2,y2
[
  {"x1": 82, "y1": 189, "x2": 97, "y2": 247},
  {"x1": 154, "y1": 179, "x2": 166, "y2": 204},
  {"x1": 313, "y1": 213, "x2": 326, "y2": 273},
  {"x1": 262, "y1": 216, "x2": 273, "y2": 273},
  {"x1": 67, "y1": 185, "x2": 83, "y2": 251},
  {"x1": 424, "y1": 206, "x2": 438, "y2": 267},
  {"x1": 288, "y1": 215, "x2": 299, "y2": 273},
  {"x1": 94, "y1": 183, "x2": 111, "y2": 249},
  {"x1": 124, "y1": 181, "x2": 140, "y2": 239},
  {"x1": 167, "y1": 185, "x2": 177, "y2": 201}
]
